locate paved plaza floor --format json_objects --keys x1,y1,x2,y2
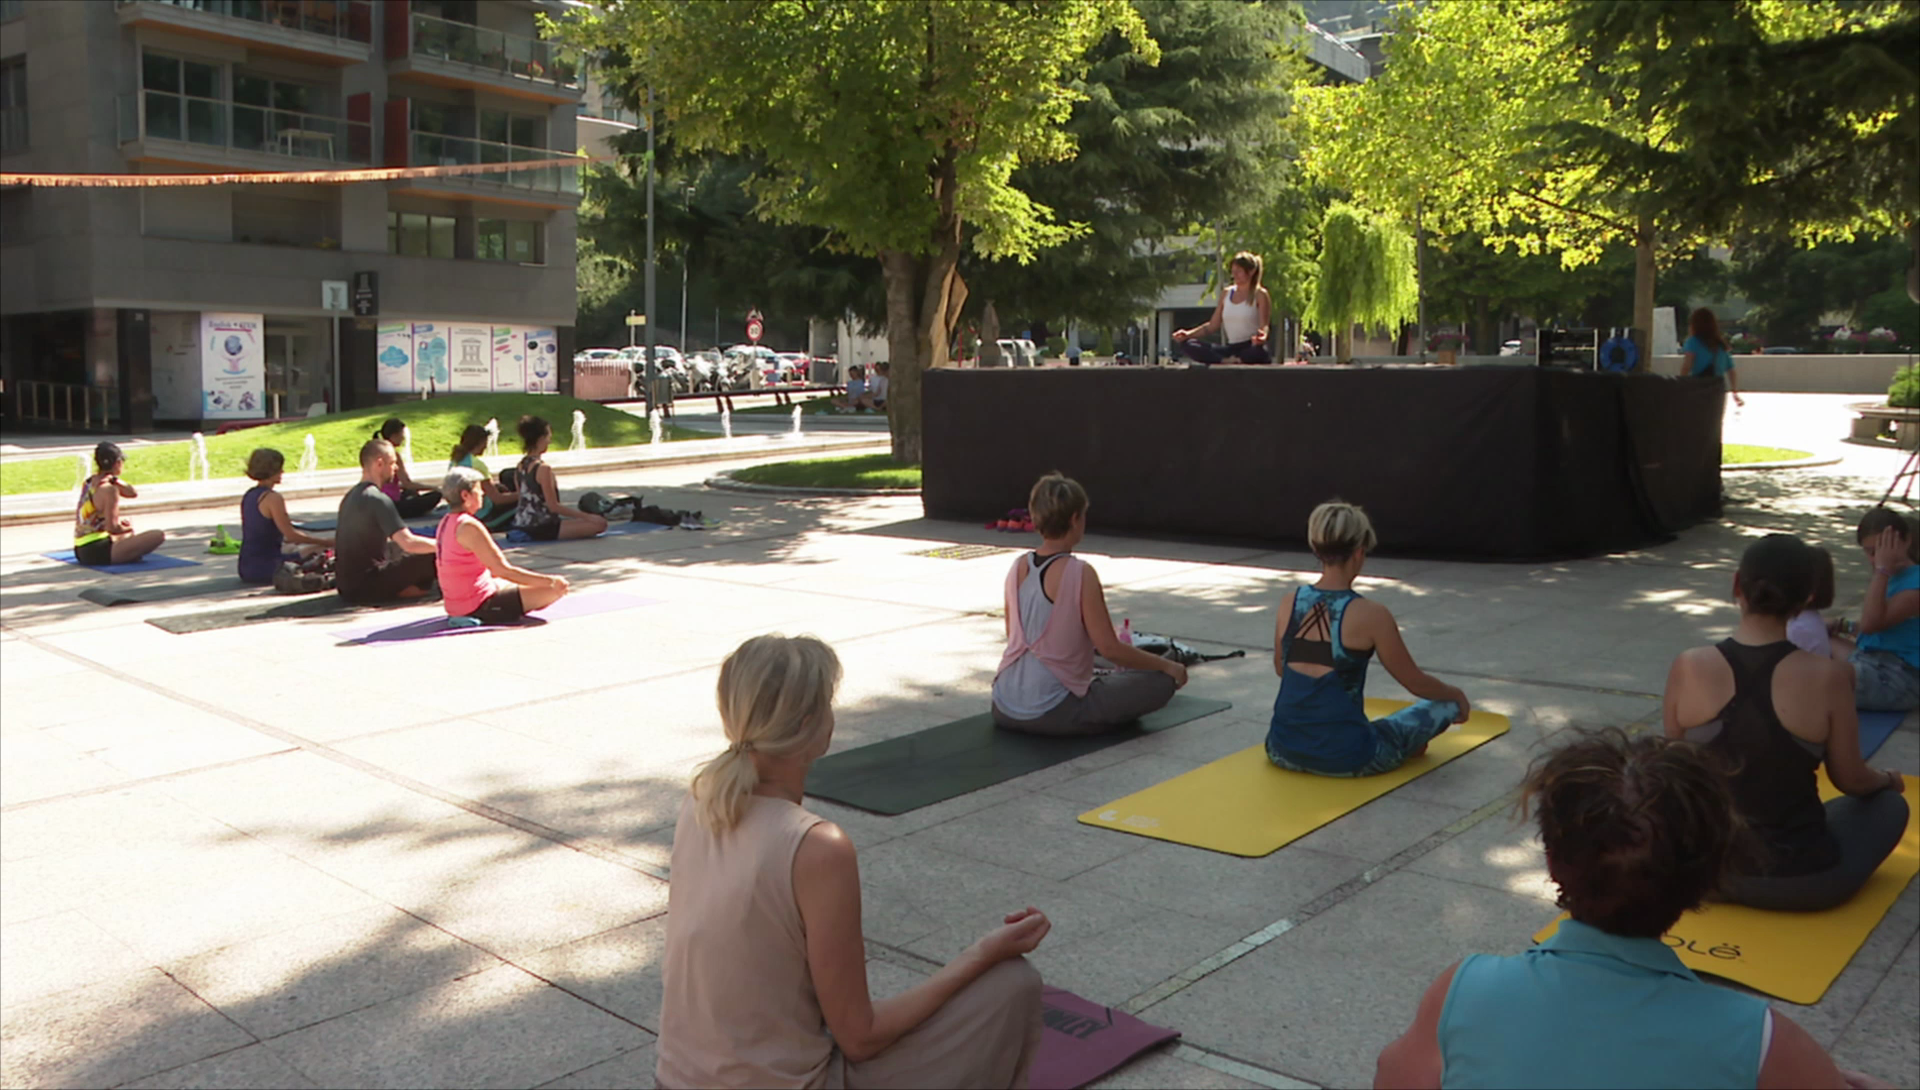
[{"x1": 1, "y1": 393, "x2": 1915, "y2": 1088}]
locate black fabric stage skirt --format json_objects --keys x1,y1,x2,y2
[{"x1": 921, "y1": 365, "x2": 1723, "y2": 560}]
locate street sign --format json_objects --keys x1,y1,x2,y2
[
  {"x1": 321, "y1": 280, "x2": 349, "y2": 312},
  {"x1": 746, "y1": 308, "x2": 765, "y2": 345},
  {"x1": 351, "y1": 271, "x2": 379, "y2": 317},
  {"x1": 626, "y1": 314, "x2": 647, "y2": 326}
]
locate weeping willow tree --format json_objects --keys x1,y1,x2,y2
[{"x1": 1306, "y1": 203, "x2": 1419, "y2": 361}]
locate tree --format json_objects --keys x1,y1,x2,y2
[
  {"x1": 567, "y1": 1, "x2": 1158, "y2": 462},
  {"x1": 1296, "y1": 0, "x2": 1711, "y2": 367},
  {"x1": 1731, "y1": 236, "x2": 1915, "y2": 347},
  {"x1": 1306, "y1": 203, "x2": 1416, "y2": 360}
]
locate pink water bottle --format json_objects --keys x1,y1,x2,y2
[{"x1": 1119, "y1": 618, "x2": 1133, "y2": 645}]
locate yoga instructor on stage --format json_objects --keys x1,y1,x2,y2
[{"x1": 1173, "y1": 251, "x2": 1272, "y2": 366}]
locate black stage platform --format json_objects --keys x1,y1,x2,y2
[{"x1": 922, "y1": 365, "x2": 1725, "y2": 560}]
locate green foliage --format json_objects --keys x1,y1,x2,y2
[
  {"x1": 1096, "y1": 327, "x2": 1115, "y2": 355},
  {"x1": 1307, "y1": 204, "x2": 1417, "y2": 347},
  {"x1": 1889, "y1": 365, "x2": 1920, "y2": 409},
  {"x1": 1046, "y1": 335, "x2": 1068, "y2": 357},
  {"x1": 0, "y1": 395, "x2": 694, "y2": 497},
  {"x1": 1731, "y1": 235, "x2": 1910, "y2": 347},
  {"x1": 731, "y1": 453, "x2": 922, "y2": 489},
  {"x1": 1722, "y1": 443, "x2": 1813, "y2": 465}
]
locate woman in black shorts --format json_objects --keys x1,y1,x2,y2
[
  {"x1": 72, "y1": 442, "x2": 165, "y2": 566},
  {"x1": 511, "y1": 415, "x2": 608, "y2": 542}
]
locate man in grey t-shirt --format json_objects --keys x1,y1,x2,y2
[{"x1": 336, "y1": 439, "x2": 437, "y2": 604}]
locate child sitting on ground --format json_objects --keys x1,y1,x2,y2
[
  {"x1": 1830, "y1": 507, "x2": 1920, "y2": 711},
  {"x1": 1785, "y1": 545, "x2": 1835, "y2": 657},
  {"x1": 991, "y1": 473, "x2": 1187, "y2": 736},
  {"x1": 1267, "y1": 500, "x2": 1470, "y2": 777}
]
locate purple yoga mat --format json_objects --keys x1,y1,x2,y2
[
  {"x1": 333, "y1": 591, "x2": 662, "y2": 643},
  {"x1": 1028, "y1": 987, "x2": 1180, "y2": 1090}
]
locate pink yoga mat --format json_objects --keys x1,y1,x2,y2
[
  {"x1": 333, "y1": 591, "x2": 662, "y2": 643},
  {"x1": 1029, "y1": 987, "x2": 1180, "y2": 1090}
]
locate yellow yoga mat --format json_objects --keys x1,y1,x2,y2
[
  {"x1": 1076, "y1": 699, "x2": 1511, "y2": 857},
  {"x1": 1535, "y1": 773, "x2": 1920, "y2": 1006}
]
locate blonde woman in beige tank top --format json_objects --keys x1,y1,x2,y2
[{"x1": 658, "y1": 634, "x2": 1050, "y2": 1089}]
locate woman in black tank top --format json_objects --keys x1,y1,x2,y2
[{"x1": 1662, "y1": 535, "x2": 1907, "y2": 912}]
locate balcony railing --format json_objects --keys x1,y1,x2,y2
[
  {"x1": 120, "y1": 90, "x2": 371, "y2": 164},
  {"x1": 410, "y1": 11, "x2": 580, "y2": 91},
  {"x1": 411, "y1": 132, "x2": 578, "y2": 194},
  {"x1": 117, "y1": 0, "x2": 373, "y2": 45}
]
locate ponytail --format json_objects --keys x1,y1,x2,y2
[{"x1": 692, "y1": 634, "x2": 842, "y2": 833}]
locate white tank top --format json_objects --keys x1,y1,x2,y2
[{"x1": 1221, "y1": 288, "x2": 1260, "y2": 343}]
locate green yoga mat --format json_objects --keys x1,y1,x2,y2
[
  {"x1": 805, "y1": 695, "x2": 1233, "y2": 815},
  {"x1": 146, "y1": 592, "x2": 426, "y2": 633}
]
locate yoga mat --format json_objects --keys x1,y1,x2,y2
[
  {"x1": 1076, "y1": 700, "x2": 1511, "y2": 857},
  {"x1": 43, "y1": 551, "x2": 201, "y2": 574},
  {"x1": 1859, "y1": 710, "x2": 1908, "y2": 759},
  {"x1": 146, "y1": 592, "x2": 413, "y2": 634},
  {"x1": 1533, "y1": 772, "x2": 1920, "y2": 1005},
  {"x1": 1030, "y1": 986, "x2": 1180, "y2": 1090},
  {"x1": 499, "y1": 520, "x2": 673, "y2": 548},
  {"x1": 80, "y1": 576, "x2": 254, "y2": 607},
  {"x1": 806, "y1": 695, "x2": 1234, "y2": 816},
  {"x1": 333, "y1": 591, "x2": 663, "y2": 643}
]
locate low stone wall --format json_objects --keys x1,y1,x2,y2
[{"x1": 1649, "y1": 353, "x2": 1912, "y2": 394}]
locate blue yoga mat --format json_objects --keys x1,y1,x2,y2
[
  {"x1": 500, "y1": 520, "x2": 673, "y2": 548},
  {"x1": 1860, "y1": 710, "x2": 1907, "y2": 759},
  {"x1": 43, "y1": 550, "x2": 201, "y2": 574}
]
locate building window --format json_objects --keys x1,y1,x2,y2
[
  {"x1": 141, "y1": 51, "x2": 225, "y2": 145},
  {"x1": 388, "y1": 211, "x2": 456, "y2": 259},
  {"x1": 479, "y1": 108, "x2": 540, "y2": 149},
  {"x1": 478, "y1": 218, "x2": 540, "y2": 263},
  {"x1": 0, "y1": 1, "x2": 23, "y2": 24},
  {"x1": 0, "y1": 57, "x2": 24, "y2": 154},
  {"x1": 232, "y1": 72, "x2": 318, "y2": 154}
]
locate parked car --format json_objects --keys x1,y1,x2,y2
[
  {"x1": 773, "y1": 352, "x2": 810, "y2": 385},
  {"x1": 721, "y1": 346, "x2": 777, "y2": 390},
  {"x1": 575, "y1": 347, "x2": 623, "y2": 364},
  {"x1": 1761, "y1": 346, "x2": 1801, "y2": 354},
  {"x1": 1499, "y1": 339, "x2": 1526, "y2": 357}
]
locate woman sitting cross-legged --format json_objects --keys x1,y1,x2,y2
[
  {"x1": 1376, "y1": 729, "x2": 1893, "y2": 1089},
  {"x1": 435, "y1": 467, "x2": 568, "y2": 624},
  {"x1": 658, "y1": 634, "x2": 1049, "y2": 1089},
  {"x1": 238, "y1": 448, "x2": 333, "y2": 585},
  {"x1": 511, "y1": 415, "x2": 608, "y2": 542},
  {"x1": 1267, "y1": 500, "x2": 1468, "y2": 777},
  {"x1": 72, "y1": 442, "x2": 165, "y2": 567},
  {"x1": 1664, "y1": 533, "x2": 1907, "y2": 912},
  {"x1": 448, "y1": 424, "x2": 518, "y2": 532},
  {"x1": 991, "y1": 472, "x2": 1187, "y2": 736}
]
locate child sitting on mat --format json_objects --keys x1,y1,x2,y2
[
  {"x1": 990, "y1": 473, "x2": 1187, "y2": 736},
  {"x1": 1376, "y1": 729, "x2": 1894, "y2": 1090},
  {"x1": 1266, "y1": 500, "x2": 1469, "y2": 777},
  {"x1": 1785, "y1": 545, "x2": 1835, "y2": 657},
  {"x1": 1828, "y1": 506, "x2": 1920, "y2": 712},
  {"x1": 1664, "y1": 533, "x2": 1907, "y2": 913},
  {"x1": 658, "y1": 634, "x2": 1049, "y2": 1089}
]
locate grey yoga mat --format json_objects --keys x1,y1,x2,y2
[
  {"x1": 146, "y1": 592, "x2": 427, "y2": 634},
  {"x1": 804, "y1": 695, "x2": 1233, "y2": 815},
  {"x1": 81, "y1": 577, "x2": 257, "y2": 607}
]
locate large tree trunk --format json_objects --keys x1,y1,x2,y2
[
  {"x1": 1632, "y1": 211, "x2": 1657, "y2": 372},
  {"x1": 877, "y1": 153, "x2": 963, "y2": 464}
]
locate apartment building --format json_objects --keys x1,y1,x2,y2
[{"x1": 0, "y1": 0, "x2": 582, "y2": 431}]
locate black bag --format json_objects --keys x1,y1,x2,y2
[
  {"x1": 272, "y1": 550, "x2": 336, "y2": 595},
  {"x1": 1130, "y1": 631, "x2": 1245, "y2": 666}
]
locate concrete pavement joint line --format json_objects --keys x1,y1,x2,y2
[
  {"x1": 0, "y1": 746, "x2": 301, "y2": 813},
  {"x1": 6, "y1": 630, "x2": 673, "y2": 884},
  {"x1": 1171, "y1": 1043, "x2": 1323, "y2": 1090}
]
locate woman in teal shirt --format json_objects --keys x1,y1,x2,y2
[
  {"x1": 1837, "y1": 506, "x2": 1920, "y2": 711},
  {"x1": 1374, "y1": 730, "x2": 1891, "y2": 1089},
  {"x1": 1682, "y1": 307, "x2": 1744, "y2": 407}
]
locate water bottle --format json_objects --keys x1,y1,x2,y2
[{"x1": 1119, "y1": 618, "x2": 1133, "y2": 645}]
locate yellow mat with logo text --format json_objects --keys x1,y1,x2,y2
[
  {"x1": 1534, "y1": 772, "x2": 1919, "y2": 1005},
  {"x1": 1076, "y1": 699, "x2": 1510, "y2": 857}
]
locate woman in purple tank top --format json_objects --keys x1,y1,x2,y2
[{"x1": 238, "y1": 448, "x2": 332, "y2": 584}]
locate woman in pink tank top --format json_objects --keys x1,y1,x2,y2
[
  {"x1": 658, "y1": 635, "x2": 1049, "y2": 1089},
  {"x1": 991, "y1": 474, "x2": 1187, "y2": 736},
  {"x1": 434, "y1": 466, "x2": 569, "y2": 624}
]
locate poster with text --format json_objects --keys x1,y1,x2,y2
[
  {"x1": 524, "y1": 327, "x2": 558, "y2": 393},
  {"x1": 491, "y1": 325, "x2": 525, "y2": 391},
  {"x1": 198, "y1": 312, "x2": 264, "y2": 418},
  {"x1": 449, "y1": 325, "x2": 492, "y2": 392},
  {"x1": 412, "y1": 323, "x2": 450, "y2": 392},
  {"x1": 376, "y1": 322, "x2": 414, "y2": 393}
]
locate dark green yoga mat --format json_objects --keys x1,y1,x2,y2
[
  {"x1": 805, "y1": 695, "x2": 1233, "y2": 815},
  {"x1": 146, "y1": 593, "x2": 424, "y2": 633},
  {"x1": 81, "y1": 577, "x2": 256, "y2": 607}
]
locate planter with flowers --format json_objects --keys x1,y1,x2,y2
[{"x1": 1729, "y1": 332, "x2": 1763, "y2": 354}]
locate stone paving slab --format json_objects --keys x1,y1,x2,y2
[{"x1": 1, "y1": 394, "x2": 1916, "y2": 1088}]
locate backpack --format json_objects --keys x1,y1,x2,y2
[{"x1": 273, "y1": 550, "x2": 336, "y2": 595}]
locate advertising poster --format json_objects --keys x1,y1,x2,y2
[
  {"x1": 524, "y1": 327, "x2": 558, "y2": 393},
  {"x1": 449, "y1": 325, "x2": 492, "y2": 392},
  {"x1": 198, "y1": 312, "x2": 264, "y2": 418},
  {"x1": 376, "y1": 322, "x2": 414, "y2": 393},
  {"x1": 491, "y1": 325, "x2": 525, "y2": 392},
  {"x1": 412, "y1": 323, "x2": 450, "y2": 392}
]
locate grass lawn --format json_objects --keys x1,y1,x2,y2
[
  {"x1": 730, "y1": 453, "x2": 921, "y2": 489},
  {"x1": 1723, "y1": 443, "x2": 1813, "y2": 465},
  {"x1": 0, "y1": 393, "x2": 706, "y2": 497}
]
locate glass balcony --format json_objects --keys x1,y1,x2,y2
[
  {"x1": 121, "y1": 90, "x2": 371, "y2": 164},
  {"x1": 411, "y1": 131, "x2": 579, "y2": 194},
  {"x1": 410, "y1": 11, "x2": 580, "y2": 91},
  {"x1": 116, "y1": 0, "x2": 373, "y2": 45}
]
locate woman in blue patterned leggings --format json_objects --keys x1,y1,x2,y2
[{"x1": 1267, "y1": 501, "x2": 1471, "y2": 777}]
